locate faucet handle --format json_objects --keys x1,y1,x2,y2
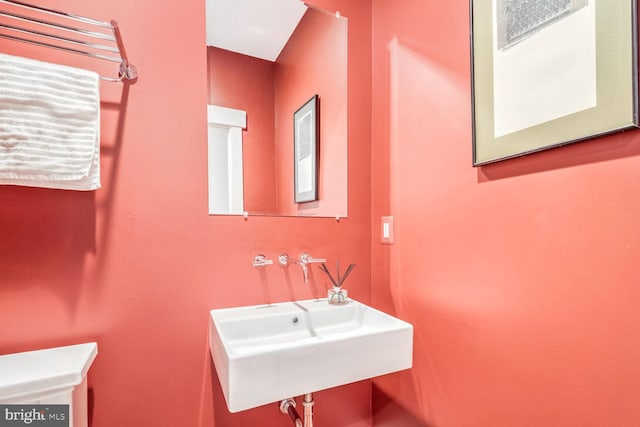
[
  {"x1": 278, "y1": 253, "x2": 291, "y2": 267},
  {"x1": 300, "y1": 252, "x2": 326, "y2": 265},
  {"x1": 252, "y1": 254, "x2": 273, "y2": 268}
]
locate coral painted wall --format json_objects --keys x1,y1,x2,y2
[
  {"x1": 0, "y1": 1, "x2": 372, "y2": 427},
  {"x1": 370, "y1": 0, "x2": 640, "y2": 426},
  {"x1": 274, "y1": 7, "x2": 348, "y2": 216}
]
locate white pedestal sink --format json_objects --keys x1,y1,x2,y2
[{"x1": 209, "y1": 298, "x2": 413, "y2": 413}]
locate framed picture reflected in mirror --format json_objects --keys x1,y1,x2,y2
[{"x1": 294, "y1": 94, "x2": 319, "y2": 203}]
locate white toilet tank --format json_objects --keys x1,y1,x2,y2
[{"x1": 0, "y1": 342, "x2": 98, "y2": 427}]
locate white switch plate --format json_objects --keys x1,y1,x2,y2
[{"x1": 381, "y1": 216, "x2": 394, "y2": 244}]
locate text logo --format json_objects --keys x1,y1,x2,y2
[{"x1": 0, "y1": 405, "x2": 68, "y2": 427}]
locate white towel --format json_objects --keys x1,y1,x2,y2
[{"x1": 0, "y1": 53, "x2": 100, "y2": 190}]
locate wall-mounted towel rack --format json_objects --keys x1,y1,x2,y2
[{"x1": 0, "y1": 0, "x2": 137, "y2": 82}]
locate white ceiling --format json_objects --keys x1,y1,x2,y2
[{"x1": 205, "y1": 0, "x2": 308, "y2": 62}]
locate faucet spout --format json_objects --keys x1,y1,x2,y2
[{"x1": 278, "y1": 254, "x2": 309, "y2": 283}]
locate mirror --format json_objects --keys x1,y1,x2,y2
[{"x1": 205, "y1": 0, "x2": 348, "y2": 217}]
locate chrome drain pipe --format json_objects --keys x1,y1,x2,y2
[
  {"x1": 279, "y1": 398, "x2": 303, "y2": 427},
  {"x1": 302, "y1": 393, "x2": 314, "y2": 427}
]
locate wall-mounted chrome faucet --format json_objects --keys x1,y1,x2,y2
[
  {"x1": 278, "y1": 253, "x2": 308, "y2": 282},
  {"x1": 299, "y1": 252, "x2": 326, "y2": 266},
  {"x1": 278, "y1": 252, "x2": 326, "y2": 283}
]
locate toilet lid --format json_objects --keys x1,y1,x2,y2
[{"x1": 0, "y1": 342, "x2": 98, "y2": 401}]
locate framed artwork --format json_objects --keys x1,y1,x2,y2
[
  {"x1": 294, "y1": 94, "x2": 319, "y2": 203},
  {"x1": 471, "y1": 0, "x2": 639, "y2": 165}
]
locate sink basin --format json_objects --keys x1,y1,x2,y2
[{"x1": 208, "y1": 298, "x2": 413, "y2": 412}]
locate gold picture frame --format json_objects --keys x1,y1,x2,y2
[{"x1": 471, "y1": 0, "x2": 639, "y2": 165}]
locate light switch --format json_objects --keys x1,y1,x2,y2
[{"x1": 381, "y1": 216, "x2": 394, "y2": 244}]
